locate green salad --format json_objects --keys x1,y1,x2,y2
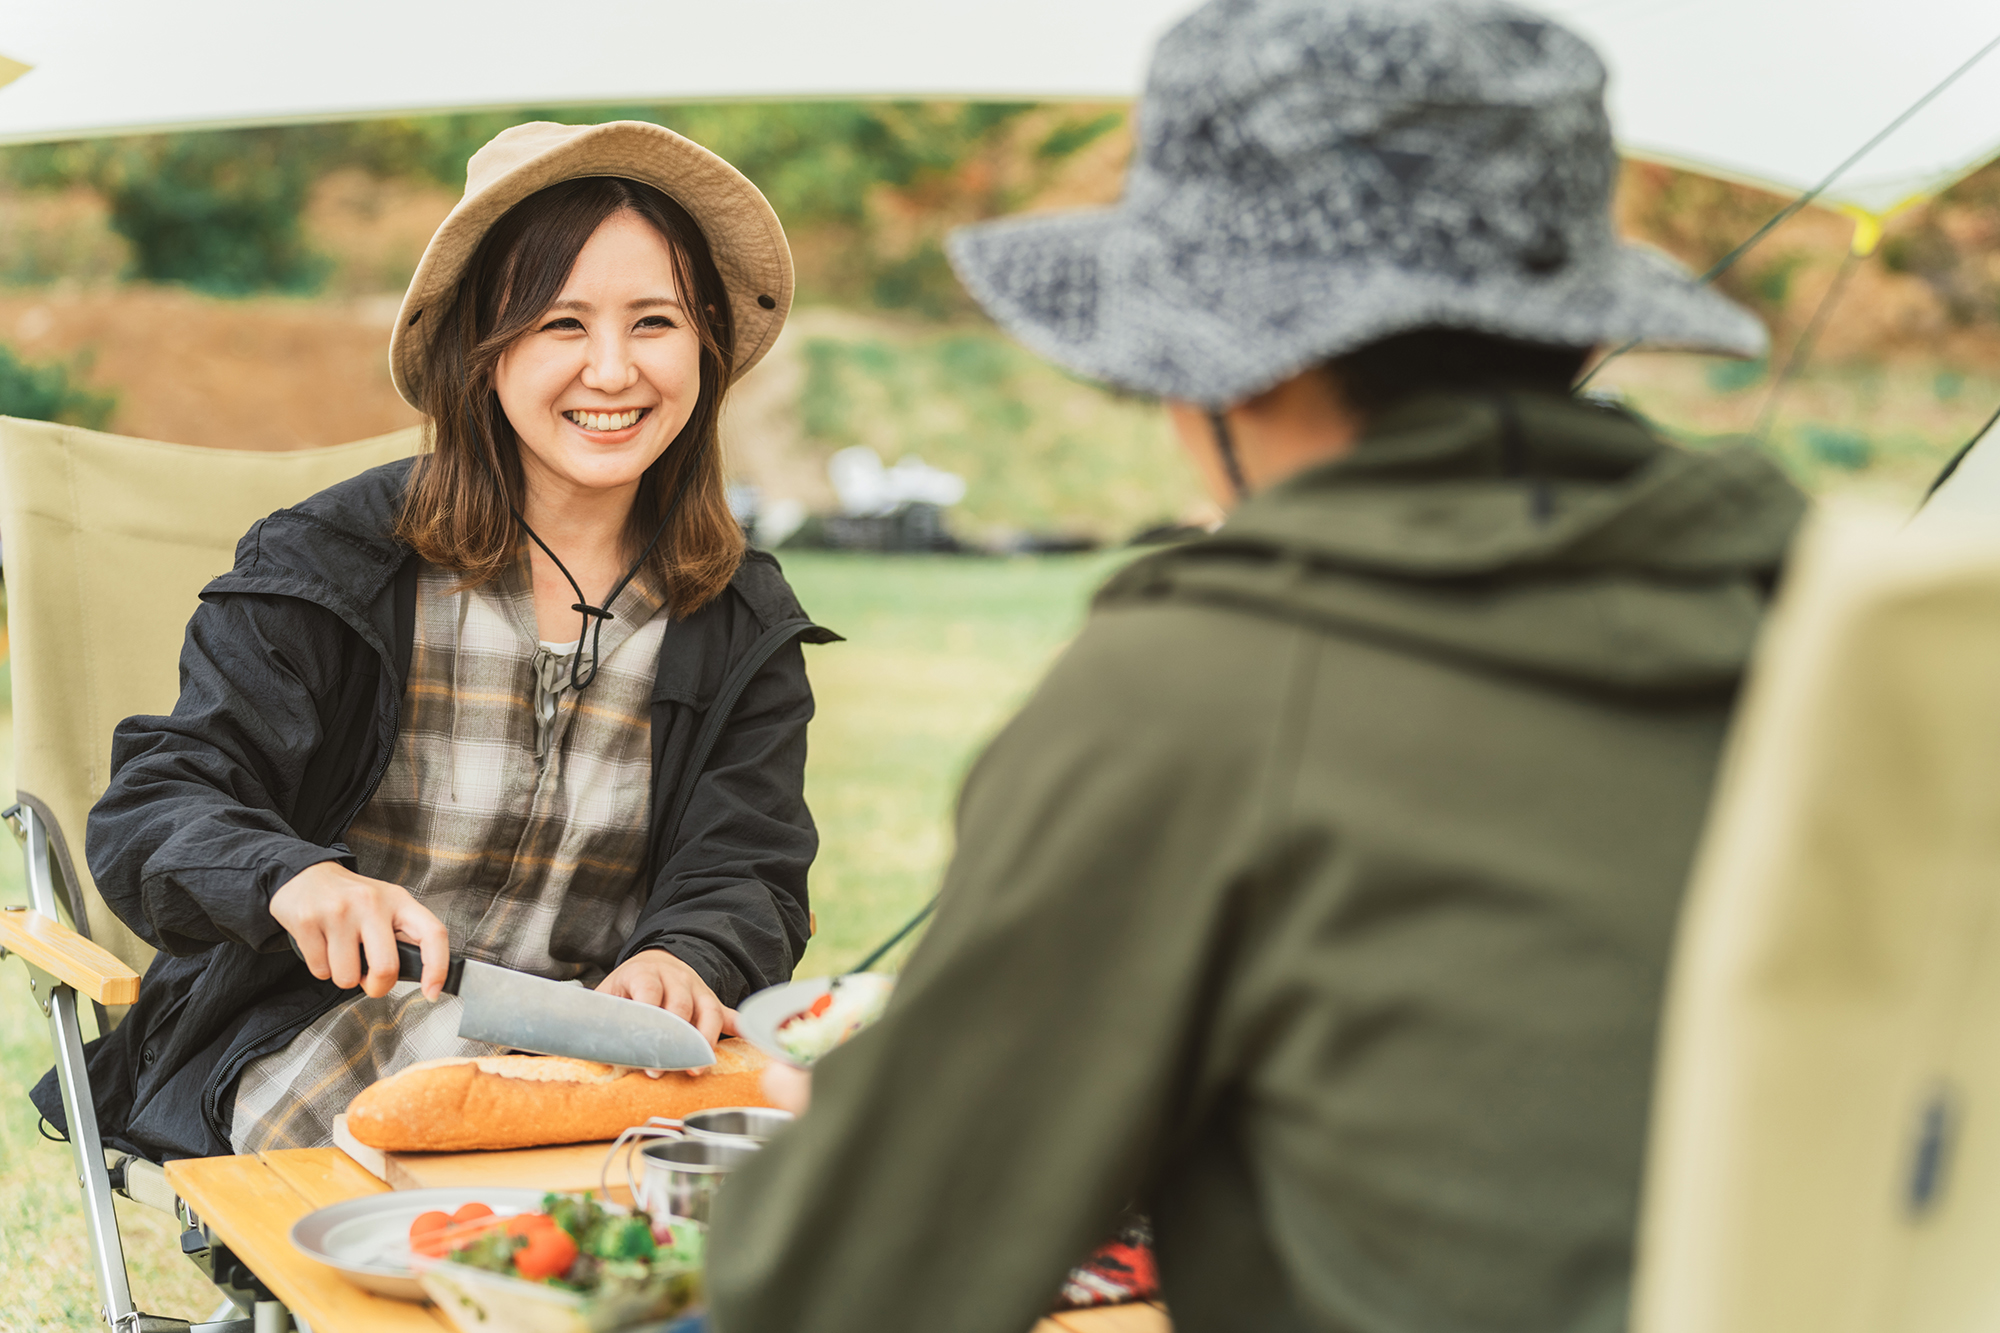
[{"x1": 425, "y1": 1192, "x2": 702, "y2": 1300}]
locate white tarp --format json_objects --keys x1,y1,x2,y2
[
  {"x1": 1, "y1": 0, "x2": 1998, "y2": 211},
  {"x1": 1547, "y1": 0, "x2": 2000, "y2": 214}
]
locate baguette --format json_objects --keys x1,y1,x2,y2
[{"x1": 345, "y1": 1037, "x2": 775, "y2": 1152}]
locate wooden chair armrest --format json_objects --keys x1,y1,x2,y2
[{"x1": 0, "y1": 906, "x2": 140, "y2": 1005}]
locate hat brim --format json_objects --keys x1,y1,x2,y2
[
  {"x1": 948, "y1": 207, "x2": 1767, "y2": 407},
  {"x1": 388, "y1": 121, "x2": 793, "y2": 409}
]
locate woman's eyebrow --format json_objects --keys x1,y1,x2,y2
[{"x1": 545, "y1": 296, "x2": 684, "y2": 312}]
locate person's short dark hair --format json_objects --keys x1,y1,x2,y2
[{"x1": 1323, "y1": 328, "x2": 1592, "y2": 419}]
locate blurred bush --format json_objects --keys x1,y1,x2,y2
[
  {"x1": 0, "y1": 342, "x2": 114, "y2": 427},
  {"x1": 1799, "y1": 423, "x2": 1873, "y2": 471},
  {"x1": 1704, "y1": 359, "x2": 1767, "y2": 394},
  {"x1": 0, "y1": 185, "x2": 130, "y2": 284},
  {"x1": 9, "y1": 129, "x2": 335, "y2": 294}
]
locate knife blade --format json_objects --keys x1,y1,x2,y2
[
  {"x1": 294, "y1": 938, "x2": 716, "y2": 1070},
  {"x1": 452, "y1": 956, "x2": 716, "y2": 1070}
]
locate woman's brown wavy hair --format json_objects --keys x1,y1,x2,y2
[{"x1": 397, "y1": 176, "x2": 742, "y2": 616}]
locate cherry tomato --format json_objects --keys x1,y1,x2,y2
[
  {"x1": 512, "y1": 1226, "x2": 579, "y2": 1281},
  {"x1": 409, "y1": 1211, "x2": 454, "y2": 1256},
  {"x1": 452, "y1": 1202, "x2": 495, "y2": 1225},
  {"x1": 504, "y1": 1212, "x2": 557, "y2": 1238}
]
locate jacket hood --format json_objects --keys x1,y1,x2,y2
[
  {"x1": 209, "y1": 457, "x2": 419, "y2": 668},
  {"x1": 1099, "y1": 391, "x2": 1807, "y2": 695}
]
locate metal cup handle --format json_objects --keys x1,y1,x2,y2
[{"x1": 600, "y1": 1118, "x2": 689, "y2": 1207}]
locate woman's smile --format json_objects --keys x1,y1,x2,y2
[{"x1": 562, "y1": 406, "x2": 652, "y2": 437}]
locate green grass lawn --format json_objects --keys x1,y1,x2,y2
[{"x1": 0, "y1": 549, "x2": 1128, "y2": 1330}]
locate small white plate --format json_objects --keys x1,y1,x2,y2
[
  {"x1": 735, "y1": 974, "x2": 895, "y2": 1069},
  {"x1": 290, "y1": 1187, "x2": 550, "y2": 1300}
]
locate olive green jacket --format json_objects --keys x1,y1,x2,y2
[{"x1": 708, "y1": 393, "x2": 1807, "y2": 1333}]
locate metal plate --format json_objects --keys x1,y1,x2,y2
[
  {"x1": 289, "y1": 1186, "x2": 549, "y2": 1300},
  {"x1": 734, "y1": 973, "x2": 895, "y2": 1070}
]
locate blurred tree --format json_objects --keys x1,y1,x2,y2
[
  {"x1": 0, "y1": 343, "x2": 115, "y2": 427},
  {"x1": 96, "y1": 129, "x2": 333, "y2": 294},
  {"x1": 0, "y1": 101, "x2": 1127, "y2": 311}
]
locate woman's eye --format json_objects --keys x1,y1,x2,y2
[
  {"x1": 635, "y1": 315, "x2": 677, "y2": 331},
  {"x1": 539, "y1": 316, "x2": 585, "y2": 332}
]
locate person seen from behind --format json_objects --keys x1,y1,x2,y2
[{"x1": 709, "y1": 1, "x2": 1806, "y2": 1330}]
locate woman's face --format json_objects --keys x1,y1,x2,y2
[{"x1": 493, "y1": 209, "x2": 704, "y2": 507}]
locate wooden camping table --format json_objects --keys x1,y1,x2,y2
[{"x1": 165, "y1": 1148, "x2": 1172, "y2": 1333}]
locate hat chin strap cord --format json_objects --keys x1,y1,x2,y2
[
  {"x1": 1208, "y1": 410, "x2": 1250, "y2": 501},
  {"x1": 479, "y1": 411, "x2": 705, "y2": 694}
]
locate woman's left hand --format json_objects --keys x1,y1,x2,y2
[{"x1": 596, "y1": 948, "x2": 737, "y2": 1052}]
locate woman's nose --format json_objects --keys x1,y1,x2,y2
[{"x1": 579, "y1": 332, "x2": 639, "y2": 393}]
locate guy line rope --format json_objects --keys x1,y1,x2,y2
[{"x1": 1577, "y1": 27, "x2": 2000, "y2": 491}]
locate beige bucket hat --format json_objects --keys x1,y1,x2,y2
[{"x1": 388, "y1": 119, "x2": 794, "y2": 409}]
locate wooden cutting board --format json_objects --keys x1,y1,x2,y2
[{"x1": 332, "y1": 1114, "x2": 641, "y2": 1204}]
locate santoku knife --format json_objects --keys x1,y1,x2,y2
[{"x1": 295, "y1": 938, "x2": 716, "y2": 1070}]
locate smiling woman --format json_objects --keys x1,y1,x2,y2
[
  {"x1": 43, "y1": 122, "x2": 839, "y2": 1163},
  {"x1": 402, "y1": 175, "x2": 745, "y2": 633}
]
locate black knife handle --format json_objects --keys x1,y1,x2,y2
[
  {"x1": 288, "y1": 935, "x2": 463, "y2": 994},
  {"x1": 396, "y1": 940, "x2": 466, "y2": 994}
]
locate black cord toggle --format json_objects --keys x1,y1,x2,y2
[{"x1": 515, "y1": 507, "x2": 642, "y2": 694}]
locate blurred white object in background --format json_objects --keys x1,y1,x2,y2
[
  {"x1": 725, "y1": 483, "x2": 812, "y2": 550},
  {"x1": 757, "y1": 498, "x2": 810, "y2": 550},
  {"x1": 827, "y1": 446, "x2": 966, "y2": 517}
]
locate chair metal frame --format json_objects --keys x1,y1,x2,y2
[
  {"x1": 16, "y1": 803, "x2": 126, "y2": 1314},
  {"x1": 3, "y1": 804, "x2": 268, "y2": 1333}
]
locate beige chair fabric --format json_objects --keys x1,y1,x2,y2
[
  {"x1": 1633, "y1": 505, "x2": 2000, "y2": 1333},
  {"x1": 0, "y1": 417, "x2": 421, "y2": 986}
]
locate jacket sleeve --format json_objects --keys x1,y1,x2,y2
[
  {"x1": 704, "y1": 608, "x2": 1292, "y2": 1333},
  {"x1": 619, "y1": 636, "x2": 817, "y2": 1006},
  {"x1": 86, "y1": 592, "x2": 363, "y2": 956}
]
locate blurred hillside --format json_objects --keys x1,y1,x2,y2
[{"x1": 0, "y1": 105, "x2": 1997, "y2": 533}]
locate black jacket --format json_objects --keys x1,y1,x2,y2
[{"x1": 33, "y1": 458, "x2": 838, "y2": 1160}]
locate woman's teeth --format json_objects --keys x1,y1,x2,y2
[{"x1": 565, "y1": 409, "x2": 645, "y2": 432}]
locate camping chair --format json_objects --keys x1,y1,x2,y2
[
  {"x1": 0, "y1": 417, "x2": 420, "y2": 1333},
  {"x1": 1631, "y1": 504, "x2": 2000, "y2": 1333}
]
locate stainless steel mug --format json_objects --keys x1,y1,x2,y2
[
  {"x1": 638, "y1": 1137, "x2": 760, "y2": 1224},
  {"x1": 677, "y1": 1106, "x2": 794, "y2": 1148}
]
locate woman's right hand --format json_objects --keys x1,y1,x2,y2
[{"x1": 270, "y1": 861, "x2": 452, "y2": 1001}]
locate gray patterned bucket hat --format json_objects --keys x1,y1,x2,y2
[{"x1": 947, "y1": 0, "x2": 1766, "y2": 407}]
